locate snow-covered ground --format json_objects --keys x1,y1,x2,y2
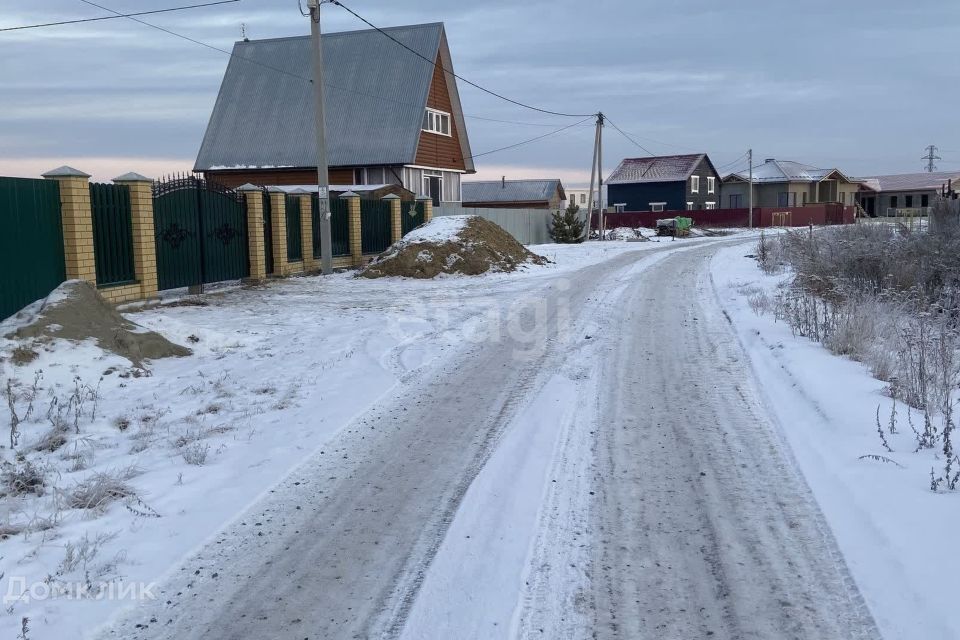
[
  {"x1": 0, "y1": 235, "x2": 739, "y2": 639},
  {"x1": 10, "y1": 229, "x2": 930, "y2": 640},
  {"x1": 711, "y1": 241, "x2": 960, "y2": 640}
]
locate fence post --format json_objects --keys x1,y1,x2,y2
[
  {"x1": 384, "y1": 193, "x2": 402, "y2": 243},
  {"x1": 237, "y1": 183, "x2": 266, "y2": 282},
  {"x1": 297, "y1": 190, "x2": 318, "y2": 272},
  {"x1": 42, "y1": 166, "x2": 96, "y2": 285},
  {"x1": 418, "y1": 196, "x2": 434, "y2": 223},
  {"x1": 268, "y1": 188, "x2": 289, "y2": 276},
  {"x1": 342, "y1": 191, "x2": 362, "y2": 267},
  {"x1": 112, "y1": 172, "x2": 158, "y2": 299}
]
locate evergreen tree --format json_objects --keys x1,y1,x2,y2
[{"x1": 549, "y1": 203, "x2": 586, "y2": 243}]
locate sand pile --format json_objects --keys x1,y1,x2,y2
[
  {"x1": 359, "y1": 215, "x2": 547, "y2": 279},
  {"x1": 7, "y1": 281, "x2": 191, "y2": 367}
]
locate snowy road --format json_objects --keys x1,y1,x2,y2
[
  {"x1": 98, "y1": 239, "x2": 879, "y2": 640},
  {"x1": 580, "y1": 244, "x2": 880, "y2": 638}
]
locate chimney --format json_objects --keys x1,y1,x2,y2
[{"x1": 502, "y1": 176, "x2": 506, "y2": 188}]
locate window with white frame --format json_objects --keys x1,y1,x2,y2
[
  {"x1": 650, "y1": 202, "x2": 666, "y2": 212},
  {"x1": 686, "y1": 202, "x2": 694, "y2": 211},
  {"x1": 614, "y1": 203, "x2": 626, "y2": 213},
  {"x1": 707, "y1": 176, "x2": 716, "y2": 194},
  {"x1": 705, "y1": 201, "x2": 716, "y2": 210},
  {"x1": 422, "y1": 108, "x2": 451, "y2": 136},
  {"x1": 353, "y1": 168, "x2": 365, "y2": 185},
  {"x1": 691, "y1": 175, "x2": 700, "y2": 193}
]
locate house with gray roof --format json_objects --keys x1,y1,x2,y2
[
  {"x1": 195, "y1": 22, "x2": 474, "y2": 205},
  {"x1": 606, "y1": 154, "x2": 720, "y2": 212},
  {"x1": 461, "y1": 179, "x2": 565, "y2": 209},
  {"x1": 722, "y1": 158, "x2": 859, "y2": 209},
  {"x1": 856, "y1": 171, "x2": 960, "y2": 217}
]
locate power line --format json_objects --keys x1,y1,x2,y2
[
  {"x1": 1, "y1": 0, "x2": 239, "y2": 32},
  {"x1": 603, "y1": 116, "x2": 656, "y2": 156},
  {"x1": 75, "y1": 0, "x2": 311, "y2": 82},
  {"x1": 922, "y1": 144, "x2": 941, "y2": 173},
  {"x1": 329, "y1": 0, "x2": 595, "y2": 119},
  {"x1": 462, "y1": 117, "x2": 594, "y2": 161},
  {"x1": 72, "y1": 0, "x2": 597, "y2": 163}
]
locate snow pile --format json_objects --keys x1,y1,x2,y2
[
  {"x1": 6, "y1": 280, "x2": 191, "y2": 368},
  {"x1": 359, "y1": 215, "x2": 547, "y2": 279}
]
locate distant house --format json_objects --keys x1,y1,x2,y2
[
  {"x1": 194, "y1": 23, "x2": 474, "y2": 205},
  {"x1": 564, "y1": 188, "x2": 599, "y2": 211},
  {"x1": 461, "y1": 179, "x2": 565, "y2": 209},
  {"x1": 606, "y1": 154, "x2": 721, "y2": 212},
  {"x1": 722, "y1": 159, "x2": 859, "y2": 209},
  {"x1": 856, "y1": 171, "x2": 960, "y2": 217}
]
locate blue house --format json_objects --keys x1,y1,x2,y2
[{"x1": 606, "y1": 153, "x2": 721, "y2": 213}]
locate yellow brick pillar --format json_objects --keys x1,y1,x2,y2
[
  {"x1": 237, "y1": 184, "x2": 266, "y2": 282},
  {"x1": 269, "y1": 188, "x2": 289, "y2": 276},
  {"x1": 42, "y1": 166, "x2": 96, "y2": 284},
  {"x1": 418, "y1": 196, "x2": 434, "y2": 223},
  {"x1": 384, "y1": 194, "x2": 402, "y2": 243},
  {"x1": 113, "y1": 173, "x2": 159, "y2": 299},
  {"x1": 342, "y1": 191, "x2": 363, "y2": 267},
  {"x1": 298, "y1": 191, "x2": 318, "y2": 272}
]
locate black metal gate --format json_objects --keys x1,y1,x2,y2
[{"x1": 153, "y1": 175, "x2": 249, "y2": 291}]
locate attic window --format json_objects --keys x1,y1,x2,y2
[
  {"x1": 707, "y1": 176, "x2": 716, "y2": 194},
  {"x1": 423, "y1": 108, "x2": 451, "y2": 136},
  {"x1": 691, "y1": 175, "x2": 700, "y2": 193}
]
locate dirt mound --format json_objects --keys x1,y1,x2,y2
[
  {"x1": 359, "y1": 216, "x2": 548, "y2": 279},
  {"x1": 8, "y1": 281, "x2": 191, "y2": 367}
]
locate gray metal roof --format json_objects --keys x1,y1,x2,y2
[
  {"x1": 857, "y1": 171, "x2": 960, "y2": 193},
  {"x1": 462, "y1": 179, "x2": 564, "y2": 204},
  {"x1": 195, "y1": 23, "x2": 470, "y2": 171},
  {"x1": 606, "y1": 154, "x2": 707, "y2": 184},
  {"x1": 724, "y1": 159, "x2": 852, "y2": 183}
]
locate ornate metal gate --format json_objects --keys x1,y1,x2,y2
[{"x1": 152, "y1": 175, "x2": 249, "y2": 291}]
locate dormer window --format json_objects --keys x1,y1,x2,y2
[{"x1": 423, "y1": 108, "x2": 451, "y2": 136}]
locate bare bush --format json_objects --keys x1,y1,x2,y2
[
  {"x1": 181, "y1": 442, "x2": 210, "y2": 466},
  {"x1": 1, "y1": 461, "x2": 46, "y2": 497},
  {"x1": 67, "y1": 470, "x2": 137, "y2": 511}
]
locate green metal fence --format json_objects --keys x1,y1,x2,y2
[
  {"x1": 285, "y1": 194, "x2": 302, "y2": 262},
  {"x1": 402, "y1": 201, "x2": 426, "y2": 235},
  {"x1": 360, "y1": 199, "x2": 392, "y2": 254},
  {"x1": 0, "y1": 177, "x2": 65, "y2": 320},
  {"x1": 313, "y1": 196, "x2": 350, "y2": 258},
  {"x1": 89, "y1": 182, "x2": 135, "y2": 287}
]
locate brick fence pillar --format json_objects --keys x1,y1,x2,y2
[
  {"x1": 238, "y1": 184, "x2": 266, "y2": 282},
  {"x1": 342, "y1": 191, "x2": 362, "y2": 267},
  {"x1": 297, "y1": 191, "x2": 318, "y2": 272},
  {"x1": 42, "y1": 166, "x2": 96, "y2": 285},
  {"x1": 113, "y1": 173, "x2": 158, "y2": 299},
  {"x1": 269, "y1": 188, "x2": 289, "y2": 276},
  {"x1": 417, "y1": 195, "x2": 434, "y2": 223},
  {"x1": 384, "y1": 193, "x2": 402, "y2": 243}
]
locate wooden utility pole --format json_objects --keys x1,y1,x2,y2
[
  {"x1": 308, "y1": 0, "x2": 333, "y2": 274},
  {"x1": 597, "y1": 113, "x2": 605, "y2": 240},
  {"x1": 584, "y1": 113, "x2": 605, "y2": 240},
  {"x1": 748, "y1": 148, "x2": 754, "y2": 229},
  {"x1": 584, "y1": 114, "x2": 601, "y2": 240}
]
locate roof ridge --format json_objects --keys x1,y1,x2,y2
[{"x1": 235, "y1": 22, "x2": 443, "y2": 46}]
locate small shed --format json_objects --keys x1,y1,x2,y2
[{"x1": 462, "y1": 179, "x2": 565, "y2": 209}]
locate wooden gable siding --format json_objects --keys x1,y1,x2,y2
[
  {"x1": 415, "y1": 58, "x2": 467, "y2": 172},
  {"x1": 205, "y1": 168, "x2": 355, "y2": 190}
]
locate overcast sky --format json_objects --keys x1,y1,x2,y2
[{"x1": 3, "y1": 0, "x2": 959, "y2": 185}]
